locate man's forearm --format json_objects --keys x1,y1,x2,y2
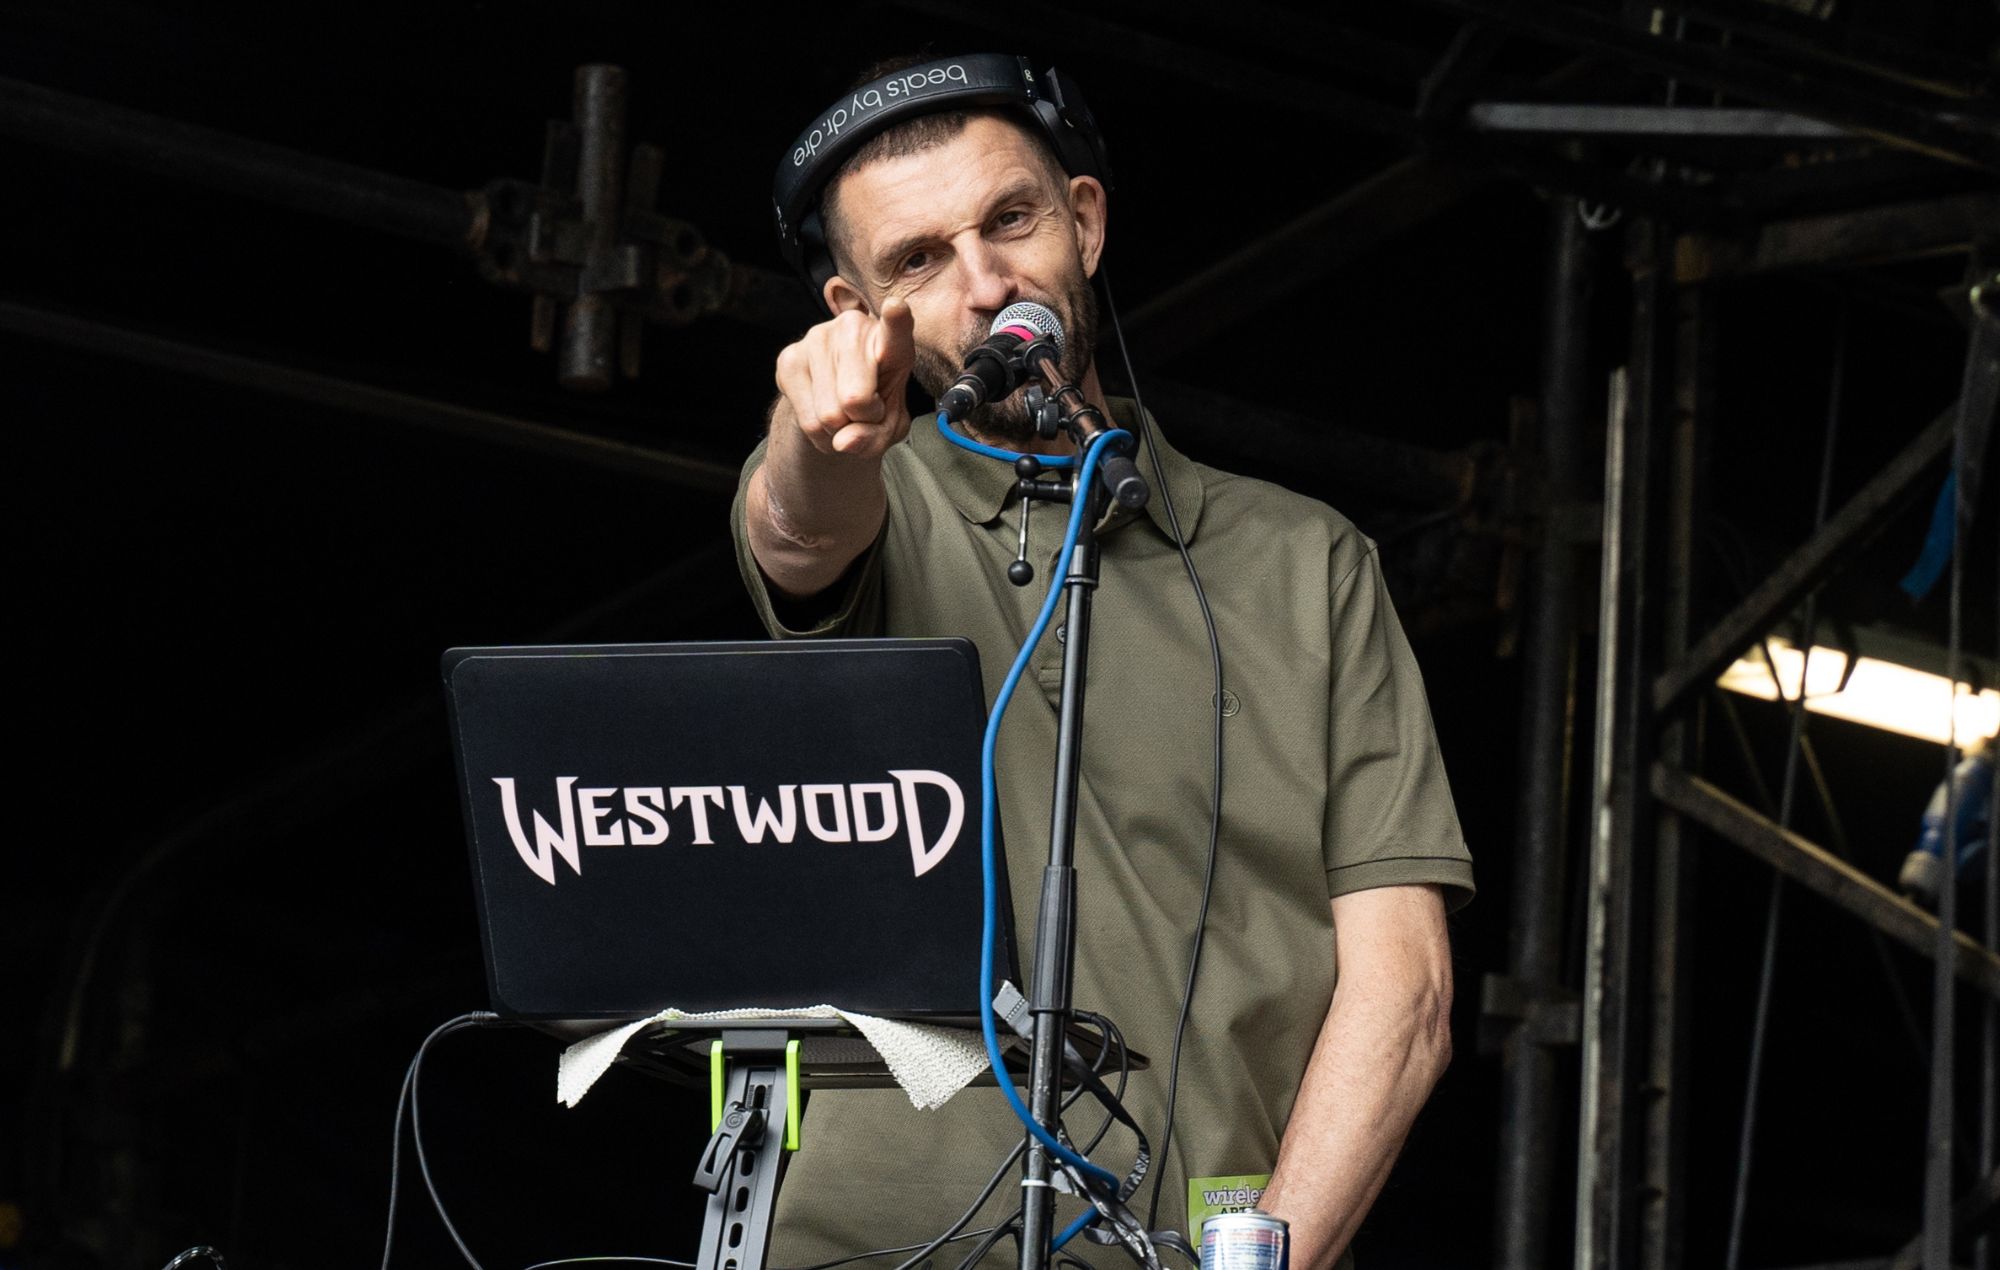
[
  {"x1": 747, "y1": 395, "x2": 889, "y2": 600},
  {"x1": 1256, "y1": 963, "x2": 1452, "y2": 1270}
]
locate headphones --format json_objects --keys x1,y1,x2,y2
[{"x1": 771, "y1": 53, "x2": 1114, "y2": 301}]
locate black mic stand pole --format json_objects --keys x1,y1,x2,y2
[
  {"x1": 1013, "y1": 376, "x2": 1147, "y2": 1270},
  {"x1": 1017, "y1": 469, "x2": 1104, "y2": 1270}
]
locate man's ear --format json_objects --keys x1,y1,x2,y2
[
  {"x1": 823, "y1": 273, "x2": 871, "y2": 317},
  {"x1": 1068, "y1": 175, "x2": 1108, "y2": 279}
]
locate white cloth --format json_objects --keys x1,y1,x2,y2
[{"x1": 556, "y1": 1004, "x2": 991, "y2": 1111}]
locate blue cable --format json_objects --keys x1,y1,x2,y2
[
  {"x1": 1051, "y1": 1210, "x2": 1097, "y2": 1253},
  {"x1": 939, "y1": 408, "x2": 1129, "y2": 1208},
  {"x1": 935, "y1": 412, "x2": 1079, "y2": 467}
]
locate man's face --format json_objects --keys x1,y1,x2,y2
[{"x1": 825, "y1": 115, "x2": 1106, "y2": 443}]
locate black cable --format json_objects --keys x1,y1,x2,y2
[
  {"x1": 1071, "y1": 1010, "x2": 1131, "y2": 1155},
  {"x1": 786, "y1": 1012, "x2": 1130, "y2": 1270},
  {"x1": 556, "y1": 1219, "x2": 1007, "y2": 1270},
  {"x1": 896, "y1": 1047, "x2": 1134, "y2": 1270},
  {"x1": 1054, "y1": 1037, "x2": 1150, "y2": 1204},
  {"x1": 1708, "y1": 688, "x2": 1933, "y2": 1066},
  {"x1": 1725, "y1": 302, "x2": 1846, "y2": 1270},
  {"x1": 402, "y1": 1013, "x2": 1127, "y2": 1270},
  {"x1": 1703, "y1": 519, "x2": 1935, "y2": 1068},
  {"x1": 785, "y1": 1227, "x2": 1000, "y2": 1270},
  {"x1": 412, "y1": 1030, "x2": 486, "y2": 1270},
  {"x1": 498, "y1": 1020, "x2": 1128, "y2": 1270},
  {"x1": 1100, "y1": 267, "x2": 1226, "y2": 1232},
  {"x1": 380, "y1": 1012, "x2": 503, "y2": 1270},
  {"x1": 879, "y1": 1153, "x2": 1019, "y2": 1270},
  {"x1": 1146, "y1": 1231, "x2": 1200, "y2": 1267},
  {"x1": 380, "y1": 1053, "x2": 419, "y2": 1270},
  {"x1": 952, "y1": 1214, "x2": 1019, "y2": 1270}
]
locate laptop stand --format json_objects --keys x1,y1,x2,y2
[{"x1": 694, "y1": 1029, "x2": 799, "y2": 1270}]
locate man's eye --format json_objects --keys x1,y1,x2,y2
[
  {"x1": 995, "y1": 210, "x2": 1028, "y2": 230},
  {"x1": 899, "y1": 251, "x2": 931, "y2": 274}
]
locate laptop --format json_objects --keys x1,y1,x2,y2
[{"x1": 443, "y1": 637, "x2": 1018, "y2": 1031}]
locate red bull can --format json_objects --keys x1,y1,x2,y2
[{"x1": 1200, "y1": 1212, "x2": 1290, "y2": 1270}]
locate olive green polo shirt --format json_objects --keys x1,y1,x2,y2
[{"x1": 728, "y1": 402, "x2": 1474, "y2": 1268}]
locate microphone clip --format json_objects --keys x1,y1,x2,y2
[
  {"x1": 939, "y1": 333, "x2": 1062, "y2": 424},
  {"x1": 1034, "y1": 374, "x2": 1150, "y2": 514},
  {"x1": 1025, "y1": 383, "x2": 1064, "y2": 441}
]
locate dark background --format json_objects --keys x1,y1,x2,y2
[{"x1": 4, "y1": 3, "x2": 1997, "y2": 1268}]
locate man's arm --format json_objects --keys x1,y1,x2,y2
[
  {"x1": 1256, "y1": 883, "x2": 1454, "y2": 1270},
  {"x1": 746, "y1": 296, "x2": 916, "y2": 600}
]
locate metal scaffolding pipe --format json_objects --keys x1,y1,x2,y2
[
  {"x1": 1652, "y1": 768, "x2": 2000, "y2": 998},
  {"x1": 1678, "y1": 193, "x2": 2000, "y2": 281},
  {"x1": 1641, "y1": 278, "x2": 1709, "y2": 1270},
  {"x1": 1653, "y1": 408, "x2": 1956, "y2": 717},
  {"x1": 0, "y1": 300, "x2": 741, "y2": 493},
  {"x1": 557, "y1": 64, "x2": 627, "y2": 391},
  {"x1": 1890, "y1": 1165, "x2": 2000, "y2": 1270},
  {"x1": 1414, "y1": 0, "x2": 2000, "y2": 171},
  {"x1": 1647, "y1": 0, "x2": 1994, "y2": 100},
  {"x1": 0, "y1": 75, "x2": 476, "y2": 249},
  {"x1": 1577, "y1": 219, "x2": 1671, "y2": 1270},
  {"x1": 1131, "y1": 378, "x2": 1476, "y2": 510},
  {"x1": 1492, "y1": 194, "x2": 1591, "y2": 1270}
]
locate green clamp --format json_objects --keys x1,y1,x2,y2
[{"x1": 710, "y1": 1037, "x2": 801, "y2": 1152}]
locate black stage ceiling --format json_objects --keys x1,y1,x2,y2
[{"x1": 5, "y1": 3, "x2": 1998, "y2": 1268}]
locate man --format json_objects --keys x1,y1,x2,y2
[{"x1": 731, "y1": 55, "x2": 1473, "y2": 1270}]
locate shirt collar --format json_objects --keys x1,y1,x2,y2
[{"x1": 911, "y1": 397, "x2": 1207, "y2": 543}]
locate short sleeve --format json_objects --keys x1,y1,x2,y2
[
  {"x1": 729, "y1": 440, "x2": 887, "y2": 639},
  {"x1": 1322, "y1": 545, "x2": 1476, "y2": 912}
]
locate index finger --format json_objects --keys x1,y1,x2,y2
[{"x1": 869, "y1": 296, "x2": 916, "y2": 382}]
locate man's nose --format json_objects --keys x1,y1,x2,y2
[{"x1": 955, "y1": 237, "x2": 1017, "y2": 313}]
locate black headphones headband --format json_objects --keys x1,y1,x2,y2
[{"x1": 771, "y1": 53, "x2": 1112, "y2": 302}]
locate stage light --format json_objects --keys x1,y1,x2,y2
[{"x1": 1717, "y1": 636, "x2": 2000, "y2": 746}]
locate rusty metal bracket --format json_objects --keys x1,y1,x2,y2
[
  {"x1": 1479, "y1": 972, "x2": 1583, "y2": 1050},
  {"x1": 466, "y1": 65, "x2": 732, "y2": 390},
  {"x1": 1, "y1": 69, "x2": 734, "y2": 393}
]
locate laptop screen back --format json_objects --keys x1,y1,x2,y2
[{"x1": 443, "y1": 638, "x2": 1012, "y2": 1021}]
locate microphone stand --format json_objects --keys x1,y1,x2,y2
[{"x1": 1010, "y1": 366, "x2": 1147, "y2": 1270}]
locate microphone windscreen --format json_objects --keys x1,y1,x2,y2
[{"x1": 992, "y1": 301, "x2": 1066, "y2": 357}]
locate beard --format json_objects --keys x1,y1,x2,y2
[{"x1": 911, "y1": 271, "x2": 1100, "y2": 446}]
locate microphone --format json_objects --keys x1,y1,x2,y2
[
  {"x1": 938, "y1": 301, "x2": 1066, "y2": 422},
  {"x1": 938, "y1": 300, "x2": 1149, "y2": 512}
]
